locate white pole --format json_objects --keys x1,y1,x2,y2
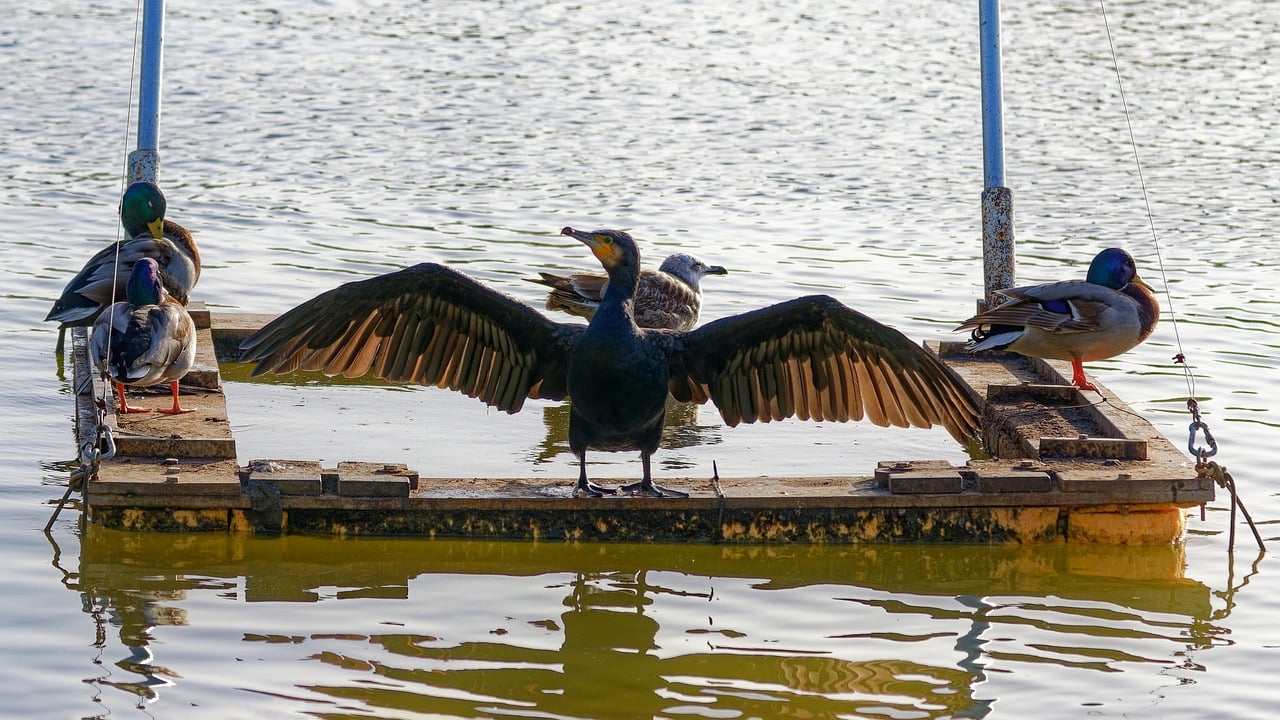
[
  {"x1": 128, "y1": 0, "x2": 165, "y2": 183},
  {"x1": 979, "y1": 0, "x2": 1014, "y2": 305}
]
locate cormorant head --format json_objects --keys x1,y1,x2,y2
[
  {"x1": 561, "y1": 227, "x2": 639, "y2": 272},
  {"x1": 658, "y1": 254, "x2": 728, "y2": 289},
  {"x1": 125, "y1": 257, "x2": 165, "y2": 307},
  {"x1": 120, "y1": 181, "x2": 168, "y2": 240},
  {"x1": 1087, "y1": 247, "x2": 1151, "y2": 291}
]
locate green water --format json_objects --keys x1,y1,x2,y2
[{"x1": 55, "y1": 529, "x2": 1216, "y2": 719}]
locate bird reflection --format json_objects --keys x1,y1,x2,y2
[
  {"x1": 531, "y1": 398, "x2": 721, "y2": 465},
  {"x1": 557, "y1": 571, "x2": 667, "y2": 715}
]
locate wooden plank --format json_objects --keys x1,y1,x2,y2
[
  {"x1": 71, "y1": 322, "x2": 235, "y2": 459},
  {"x1": 88, "y1": 457, "x2": 243, "y2": 497},
  {"x1": 209, "y1": 311, "x2": 277, "y2": 361},
  {"x1": 1040, "y1": 436, "x2": 1147, "y2": 461}
]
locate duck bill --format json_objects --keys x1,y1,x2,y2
[
  {"x1": 1130, "y1": 274, "x2": 1154, "y2": 291},
  {"x1": 147, "y1": 217, "x2": 165, "y2": 239}
]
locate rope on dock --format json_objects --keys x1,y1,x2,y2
[
  {"x1": 47, "y1": 0, "x2": 149, "y2": 532},
  {"x1": 45, "y1": 407, "x2": 115, "y2": 532},
  {"x1": 1100, "y1": 0, "x2": 1261, "y2": 552},
  {"x1": 1197, "y1": 461, "x2": 1265, "y2": 554}
]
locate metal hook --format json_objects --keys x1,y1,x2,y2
[
  {"x1": 78, "y1": 424, "x2": 116, "y2": 467},
  {"x1": 1188, "y1": 420, "x2": 1217, "y2": 459}
]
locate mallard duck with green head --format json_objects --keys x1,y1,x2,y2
[
  {"x1": 956, "y1": 247, "x2": 1159, "y2": 391},
  {"x1": 90, "y1": 257, "x2": 197, "y2": 415},
  {"x1": 46, "y1": 181, "x2": 201, "y2": 328}
]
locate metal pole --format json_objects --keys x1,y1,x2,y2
[
  {"x1": 979, "y1": 0, "x2": 1014, "y2": 305},
  {"x1": 128, "y1": 0, "x2": 165, "y2": 183}
]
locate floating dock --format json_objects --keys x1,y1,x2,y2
[{"x1": 70, "y1": 304, "x2": 1212, "y2": 543}]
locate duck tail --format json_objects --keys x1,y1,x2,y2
[{"x1": 966, "y1": 324, "x2": 1022, "y2": 352}]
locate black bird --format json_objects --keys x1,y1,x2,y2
[
  {"x1": 240, "y1": 227, "x2": 980, "y2": 498},
  {"x1": 529, "y1": 252, "x2": 727, "y2": 331}
]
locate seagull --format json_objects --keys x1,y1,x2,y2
[{"x1": 530, "y1": 252, "x2": 727, "y2": 331}]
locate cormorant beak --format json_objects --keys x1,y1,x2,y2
[
  {"x1": 561, "y1": 226, "x2": 619, "y2": 268},
  {"x1": 705, "y1": 265, "x2": 729, "y2": 276}
]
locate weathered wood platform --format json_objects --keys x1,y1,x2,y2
[{"x1": 71, "y1": 306, "x2": 1213, "y2": 543}]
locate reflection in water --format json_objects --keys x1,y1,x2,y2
[
  {"x1": 60, "y1": 528, "x2": 1225, "y2": 717},
  {"x1": 533, "y1": 398, "x2": 722, "y2": 466},
  {"x1": 222, "y1": 361, "x2": 725, "y2": 476}
]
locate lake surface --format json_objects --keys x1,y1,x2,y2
[{"x1": 3, "y1": 1, "x2": 1278, "y2": 717}]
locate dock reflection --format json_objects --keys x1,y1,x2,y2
[{"x1": 62, "y1": 529, "x2": 1218, "y2": 717}]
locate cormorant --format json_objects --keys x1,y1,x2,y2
[
  {"x1": 530, "y1": 252, "x2": 727, "y2": 331},
  {"x1": 240, "y1": 227, "x2": 980, "y2": 497},
  {"x1": 956, "y1": 247, "x2": 1158, "y2": 391},
  {"x1": 91, "y1": 258, "x2": 197, "y2": 415}
]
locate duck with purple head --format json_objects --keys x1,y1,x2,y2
[
  {"x1": 90, "y1": 257, "x2": 197, "y2": 415},
  {"x1": 956, "y1": 247, "x2": 1159, "y2": 391}
]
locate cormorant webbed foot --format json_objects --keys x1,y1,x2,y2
[
  {"x1": 620, "y1": 480, "x2": 689, "y2": 498},
  {"x1": 573, "y1": 480, "x2": 618, "y2": 498}
]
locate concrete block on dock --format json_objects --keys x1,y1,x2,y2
[
  {"x1": 245, "y1": 459, "x2": 323, "y2": 496},
  {"x1": 336, "y1": 462, "x2": 415, "y2": 498},
  {"x1": 974, "y1": 464, "x2": 1054, "y2": 493},
  {"x1": 181, "y1": 325, "x2": 223, "y2": 389},
  {"x1": 90, "y1": 457, "x2": 242, "y2": 499},
  {"x1": 186, "y1": 300, "x2": 211, "y2": 330},
  {"x1": 875, "y1": 460, "x2": 964, "y2": 495}
]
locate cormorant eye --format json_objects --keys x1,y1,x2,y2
[{"x1": 596, "y1": 234, "x2": 612, "y2": 245}]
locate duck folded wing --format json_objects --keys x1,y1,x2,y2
[
  {"x1": 46, "y1": 234, "x2": 186, "y2": 324},
  {"x1": 960, "y1": 281, "x2": 1117, "y2": 335},
  {"x1": 662, "y1": 295, "x2": 980, "y2": 444},
  {"x1": 239, "y1": 263, "x2": 584, "y2": 412},
  {"x1": 142, "y1": 304, "x2": 197, "y2": 377}
]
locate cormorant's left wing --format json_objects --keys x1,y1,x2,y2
[{"x1": 661, "y1": 295, "x2": 980, "y2": 444}]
